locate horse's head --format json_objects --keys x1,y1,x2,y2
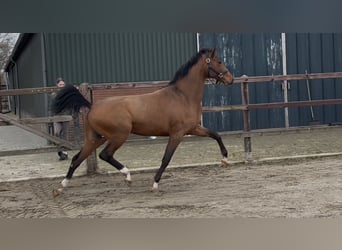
[{"x1": 205, "y1": 48, "x2": 234, "y2": 85}]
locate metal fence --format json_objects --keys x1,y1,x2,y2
[{"x1": 1, "y1": 71, "x2": 342, "y2": 164}]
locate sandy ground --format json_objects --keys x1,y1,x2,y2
[
  {"x1": 1, "y1": 156, "x2": 342, "y2": 218},
  {"x1": 1, "y1": 125, "x2": 342, "y2": 218},
  {"x1": 1, "y1": 125, "x2": 342, "y2": 182}
]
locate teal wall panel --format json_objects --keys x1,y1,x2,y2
[
  {"x1": 43, "y1": 33, "x2": 197, "y2": 85},
  {"x1": 199, "y1": 33, "x2": 284, "y2": 132},
  {"x1": 286, "y1": 33, "x2": 342, "y2": 126},
  {"x1": 199, "y1": 33, "x2": 342, "y2": 132}
]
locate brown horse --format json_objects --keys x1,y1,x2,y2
[{"x1": 54, "y1": 48, "x2": 234, "y2": 195}]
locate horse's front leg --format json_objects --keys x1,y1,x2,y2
[
  {"x1": 189, "y1": 125, "x2": 229, "y2": 166},
  {"x1": 153, "y1": 134, "x2": 183, "y2": 191}
]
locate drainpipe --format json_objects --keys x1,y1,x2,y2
[
  {"x1": 10, "y1": 58, "x2": 19, "y2": 116},
  {"x1": 4, "y1": 71, "x2": 12, "y2": 113},
  {"x1": 41, "y1": 33, "x2": 48, "y2": 117},
  {"x1": 281, "y1": 33, "x2": 289, "y2": 128},
  {"x1": 196, "y1": 32, "x2": 205, "y2": 126},
  {"x1": 196, "y1": 32, "x2": 200, "y2": 52}
]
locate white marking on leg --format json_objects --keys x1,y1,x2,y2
[
  {"x1": 152, "y1": 182, "x2": 158, "y2": 190},
  {"x1": 61, "y1": 178, "x2": 70, "y2": 188},
  {"x1": 221, "y1": 157, "x2": 229, "y2": 166},
  {"x1": 120, "y1": 167, "x2": 129, "y2": 174},
  {"x1": 120, "y1": 167, "x2": 131, "y2": 182},
  {"x1": 126, "y1": 172, "x2": 132, "y2": 182}
]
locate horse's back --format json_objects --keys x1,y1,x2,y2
[{"x1": 88, "y1": 87, "x2": 184, "y2": 136}]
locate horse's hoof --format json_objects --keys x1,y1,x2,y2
[
  {"x1": 221, "y1": 157, "x2": 229, "y2": 167},
  {"x1": 151, "y1": 182, "x2": 159, "y2": 192},
  {"x1": 61, "y1": 178, "x2": 70, "y2": 188},
  {"x1": 52, "y1": 188, "x2": 63, "y2": 197}
]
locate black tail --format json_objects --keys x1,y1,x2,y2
[{"x1": 52, "y1": 84, "x2": 92, "y2": 114}]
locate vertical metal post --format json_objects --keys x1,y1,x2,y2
[
  {"x1": 241, "y1": 78, "x2": 253, "y2": 162},
  {"x1": 281, "y1": 33, "x2": 290, "y2": 128},
  {"x1": 79, "y1": 83, "x2": 98, "y2": 175}
]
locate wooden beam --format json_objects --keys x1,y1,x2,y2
[
  {"x1": 232, "y1": 72, "x2": 342, "y2": 84},
  {"x1": 202, "y1": 99, "x2": 342, "y2": 113},
  {"x1": 2, "y1": 72, "x2": 342, "y2": 97},
  {"x1": 248, "y1": 99, "x2": 342, "y2": 110},
  {"x1": 20, "y1": 115, "x2": 73, "y2": 124},
  {"x1": 0, "y1": 86, "x2": 59, "y2": 96},
  {"x1": 79, "y1": 83, "x2": 98, "y2": 174},
  {"x1": 202, "y1": 105, "x2": 247, "y2": 112},
  {"x1": 0, "y1": 113, "x2": 76, "y2": 150},
  {"x1": 0, "y1": 147, "x2": 57, "y2": 157}
]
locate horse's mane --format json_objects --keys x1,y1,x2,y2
[
  {"x1": 52, "y1": 84, "x2": 91, "y2": 114},
  {"x1": 169, "y1": 48, "x2": 210, "y2": 85}
]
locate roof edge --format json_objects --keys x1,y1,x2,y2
[{"x1": 4, "y1": 33, "x2": 36, "y2": 72}]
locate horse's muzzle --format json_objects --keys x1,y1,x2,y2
[{"x1": 222, "y1": 74, "x2": 234, "y2": 85}]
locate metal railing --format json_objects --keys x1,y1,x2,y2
[{"x1": 1, "y1": 72, "x2": 342, "y2": 163}]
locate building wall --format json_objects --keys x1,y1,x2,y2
[
  {"x1": 43, "y1": 33, "x2": 197, "y2": 85},
  {"x1": 286, "y1": 33, "x2": 342, "y2": 126},
  {"x1": 6, "y1": 33, "x2": 342, "y2": 132},
  {"x1": 199, "y1": 33, "x2": 284, "y2": 131},
  {"x1": 199, "y1": 33, "x2": 342, "y2": 132},
  {"x1": 7, "y1": 34, "x2": 46, "y2": 117},
  {"x1": 6, "y1": 33, "x2": 197, "y2": 118},
  {"x1": 0, "y1": 73, "x2": 10, "y2": 114}
]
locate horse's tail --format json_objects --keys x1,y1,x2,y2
[{"x1": 52, "y1": 84, "x2": 92, "y2": 114}]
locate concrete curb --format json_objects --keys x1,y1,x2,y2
[{"x1": 3, "y1": 151, "x2": 342, "y2": 184}]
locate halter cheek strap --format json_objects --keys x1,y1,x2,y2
[{"x1": 206, "y1": 58, "x2": 229, "y2": 82}]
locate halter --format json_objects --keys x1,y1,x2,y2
[{"x1": 205, "y1": 57, "x2": 229, "y2": 84}]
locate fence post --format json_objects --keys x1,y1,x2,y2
[
  {"x1": 79, "y1": 83, "x2": 98, "y2": 174},
  {"x1": 241, "y1": 77, "x2": 253, "y2": 163}
]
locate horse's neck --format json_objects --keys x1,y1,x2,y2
[{"x1": 176, "y1": 65, "x2": 207, "y2": 104}]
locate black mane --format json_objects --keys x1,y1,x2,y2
[{"x1": 169, "y1": 48, "x2": 210, "y2": 85}]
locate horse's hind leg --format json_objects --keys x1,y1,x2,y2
[
  {"x1": 99, "y1": 134, "x2": 131, "y2": 183},
  {"x1": 53, "y1": 136, "x2": 106, "y2": 197},
  {"x1": 189, "y1": 125, "x2": 229, "y2": 166},
  {"x1": 61, "y1": 136, "x2": 106, "y2": 188}
]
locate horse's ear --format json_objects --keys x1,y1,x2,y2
[{"x1": 210, "y1": 48, "x2": 216, "y2": 58}]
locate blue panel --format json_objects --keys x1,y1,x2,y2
[
  {"x1": 334, "y1": 34, "x2": 342, "y2": 122},
  {"x1": 199, "y1": 33, "x2": 283, "y2": 132},
  {"x1": 286, "y1": 33, "x2": 342, "y2": 126}
]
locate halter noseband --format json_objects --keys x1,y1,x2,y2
[{"x1": 205, "y1": 57, "x2": 229, "y2": 83}]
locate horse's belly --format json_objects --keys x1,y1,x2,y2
[{"x1": 131, "y1": 121, "x2": 169, "y2": 136}]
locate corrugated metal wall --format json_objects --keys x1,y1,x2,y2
[
  {"x1": 44, "y1": 33, "x2": 197, "y2": 85},
  {"x1": 199, "y1": 33, "x2": 284, "y2": 131},
  {"x1": 7, "y1": 32, "x2": 342, "y2": 131},
  {"x1": 6, "y1": 33, "x2": 197, "y2": 118},
  {"x1": 13, "y1": 34, "x2": 45, "y2": 117},
  {"x1": 286, "y1": 33, "x2": 342, "y2": 126},
  {"x1": 199, "y1": 33, "x2": 342, "y2": 132}
]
